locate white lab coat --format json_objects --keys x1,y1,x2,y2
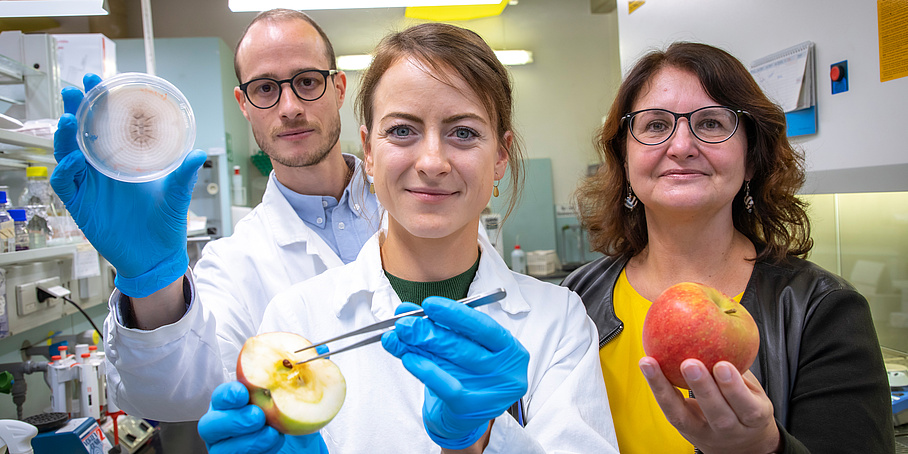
[
  {"x1": 260, "y1": 229, "x2": 620, "y2": 453},
  {"x1": 103, "y1": 161, "x2": 380, "y2": 421}
]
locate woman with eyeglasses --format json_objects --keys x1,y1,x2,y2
[{"x1": 563, "y1": 42, "x2": 894, "y2": 454}]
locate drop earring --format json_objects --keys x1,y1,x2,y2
[
  {"x1": 624, "y1": 182, "x2": 638, "y2": 210},
  {"x1": 369, "y1": 182, "x2": 375, "y2": 194},
  {"x1": 743, "y1": 180, "x2": 754, "y2": 213},
  {"x1": 493, "y1": 179, "x2": 500, "y2": 198}
]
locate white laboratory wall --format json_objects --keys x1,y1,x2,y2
[{"x1": 616, "y1": 0, "x2": 908, "y2": 193}]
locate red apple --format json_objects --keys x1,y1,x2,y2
[
  {"x1": 236, "y1": 332, "x2": 346, "y2": 435},
  {"x1": 642, "y1": 282, "x2": 760, "y2": 389}
]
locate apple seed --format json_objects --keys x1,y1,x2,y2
[{"x1": 283, "y1": 359, "x2": 293, "y2": 368}]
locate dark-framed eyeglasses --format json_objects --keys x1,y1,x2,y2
[
  {"x1": 620, "y1": 106, "x2": 749, "y2": 146},
  {"x1": 239, "y1": 69, "x2": 338, "y2": 109}
]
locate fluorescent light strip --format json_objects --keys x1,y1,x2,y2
[
  {"x1": 337, "y1": 55, "x2": 374, "y2": 71},
  {"x1": 0, "y1": 0, "x2": 109, "y2": 17},
  {"x1": 494, "y1": 50, "x2": 533, "y2": 65},
  {"x1": 229, "y1": 0, "x2": 501, "y2": 12},
  {"x1": 337, "y1": 50, "x2": 532, "y2": 71}
]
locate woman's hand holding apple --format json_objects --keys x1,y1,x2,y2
[{"x1": 639, "y1": 357, "x2": 781, "y2": 454}]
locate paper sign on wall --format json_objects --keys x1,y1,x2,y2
[
  {"x1": 878, "y1": 0, "x2": 908, "y2": 82},
  {"x1": 73, "y1": 243, "x2": 101, "y2": 279}
]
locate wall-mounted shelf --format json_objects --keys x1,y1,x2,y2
[
  {"x1": 0, "y1": 243, "x2": 84, "y2": 267},
  {"x1": 0, "y1": 52, "x2": 33, "y2": 84},
  {"x1": 0, "y1": 128, "x2": 52, "y2": 150},
  {"x1": 0, "y1": 128, "x2": 55, "y2": 170}
]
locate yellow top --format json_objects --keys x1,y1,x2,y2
[
  {"x1": 26, "y1": 166, "x2": 48, "y2": 178},
  {"x1": 599, "y1": 270, "x2": 743, "y2": 454}
]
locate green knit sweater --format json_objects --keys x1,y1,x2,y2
[{"x1": 384, "y1": 255, "x2": 481, "y2": 305}]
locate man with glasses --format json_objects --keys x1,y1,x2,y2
[{"x1": 52, "y1": 9, "x2": 380, "y2": 422}]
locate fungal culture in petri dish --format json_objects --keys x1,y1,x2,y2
[{"x1": 77, "y1": 73, "x2": 196, "y2": 183}]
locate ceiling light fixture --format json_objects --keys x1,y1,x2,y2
[
  {"x1": 336, "y1": 55, "x2": 374, "y2": 72},
  {"x1": 404, "y1": 0, "x2": 508, "y2": 20},
  {"x1": 336, "y1": 49, "x2": 533, "y2": 71},
  {"x1": 0, "y1": 0, "x2": 109, "y2": 17},
  {"x1": 229, "y1": 0, "x2": 501, "y2": 12},
  {"x1": 494, "y1": 50, "x2": 533, "y2": 66}
]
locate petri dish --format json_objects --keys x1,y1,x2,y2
[{"x1": 76, "y1": 72, "x2": 196, "y2": 183}]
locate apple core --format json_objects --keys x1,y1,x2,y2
[{"x1": 237, "y1": 332, "x2": 347, "y2": 435}]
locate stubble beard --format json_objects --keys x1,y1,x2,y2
[{"x1": 257, "y1": 115, "x2": 342, "y2": 168}]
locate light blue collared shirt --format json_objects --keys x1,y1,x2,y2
[{"x1": 273, "y1": 154, "x2": 380, "y2": 264}]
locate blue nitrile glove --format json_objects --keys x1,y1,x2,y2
[
  {"x1": 51, "y1": 74, "x2": 207, "y2": 298},
  {"x1": 198, "y1": 381, "x2": 329, "y2": 454},
  {"x1": 381, "y1": 296, "x2": 529, "y2": 450}
]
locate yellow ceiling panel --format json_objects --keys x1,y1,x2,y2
[{"x1": 405, "y1": 0, "x2": 509, "y2": 21}]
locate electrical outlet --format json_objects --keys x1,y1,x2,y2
[
  {"x1": 16, "y1": 282, "x2": 38, "y2": 316},
  {"x1": 36, "y1": 277, "x2": 63, "y2": 306}
]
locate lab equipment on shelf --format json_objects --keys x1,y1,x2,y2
[
  {"x1": 511, "y1": 243, "x2": 527, "y2": 274},
  {"x1": 480, "y1": 212, "x2": 504, "y2": 258},
  {"x1": 559, "y1": 224, "x2": 589, "y2": 272},
  {"x1": 45, "y1": 343, "x2": 116, "y2": 421},
  {"x1": 0, "y1": 192, "x2": 13, "y2": 252},
  {"x1": 527, "y1": 250, "x2": 558, "y2": 277},
  {"x1": 17, "y1": 166, "x2": 62, "y2": 250},
  {"x1": 29, "y1": 416, "x2": 114, "y2": 454},
  {"x1": 232, "y1": 165, "x2": 246, "y2": 206},
  {"x1": 7, "y1": 209, "x2": 28, "y2": 251}
]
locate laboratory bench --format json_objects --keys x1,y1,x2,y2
[{"x1": 532, "y1": 268, "x2": 573, "y2": 285}]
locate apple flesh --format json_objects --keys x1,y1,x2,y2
[
  {"x1": 642, "y1": 282, "x2": 760, "y2": 389},
  {"x1": 236, "y1": 332, "x2": 346, "y2": 435}
]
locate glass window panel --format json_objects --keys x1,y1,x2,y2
[{"x1": 804, "y1": 191, "x2": 908, "y2": 354}]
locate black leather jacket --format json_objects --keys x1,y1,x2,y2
[{"x1": 563, "y1": 254, "x2": 895, "y2": 454}]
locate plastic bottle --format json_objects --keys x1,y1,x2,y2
[
  {"x1": 232, "y1": 165, "x2": 247, "y2": 206},
  {"x1": 0, "y1": 419, "x2": 38, "y2": 454},
  {"x1": 26, "y1": 216, "x2": 47, "y2": 249},
  {"x1": 511, "y1": 244, "x2": 527, "y2": 274},
  {"x1": 8, "y1": 209, "x2": 29, "y2": 251},
  {"x1": 18, "y1": 166, "x2": 60, "y2": 249},
  {"x1": 0, "y1": 191, "x2": 14, "y2": 253}
]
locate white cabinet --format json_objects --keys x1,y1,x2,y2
[{"x1": 0, "y1": 32, "x2": 63, "y2": 122}]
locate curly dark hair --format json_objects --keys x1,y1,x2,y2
[{"x1": 576, "y1": 42, "x2": 812, "y2": 263}]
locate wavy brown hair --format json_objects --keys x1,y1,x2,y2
[
  {"x1": 355, "y1": 22, "x2": 524, "y2": 221},
  {"x1": 576, "y1": 42, "x2": 812, "y2": 263}
]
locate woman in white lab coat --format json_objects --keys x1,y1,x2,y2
[{"x1": 198, "y1": 22, "x2": 619, "y2": 454}]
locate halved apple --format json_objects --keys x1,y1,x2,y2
[{"x1": 236, "y1": 332, "x2": 346, "y2": 435}]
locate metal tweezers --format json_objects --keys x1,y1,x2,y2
[{"x1": 293, "y1": 288, "x2": 507, "y2": 365}]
